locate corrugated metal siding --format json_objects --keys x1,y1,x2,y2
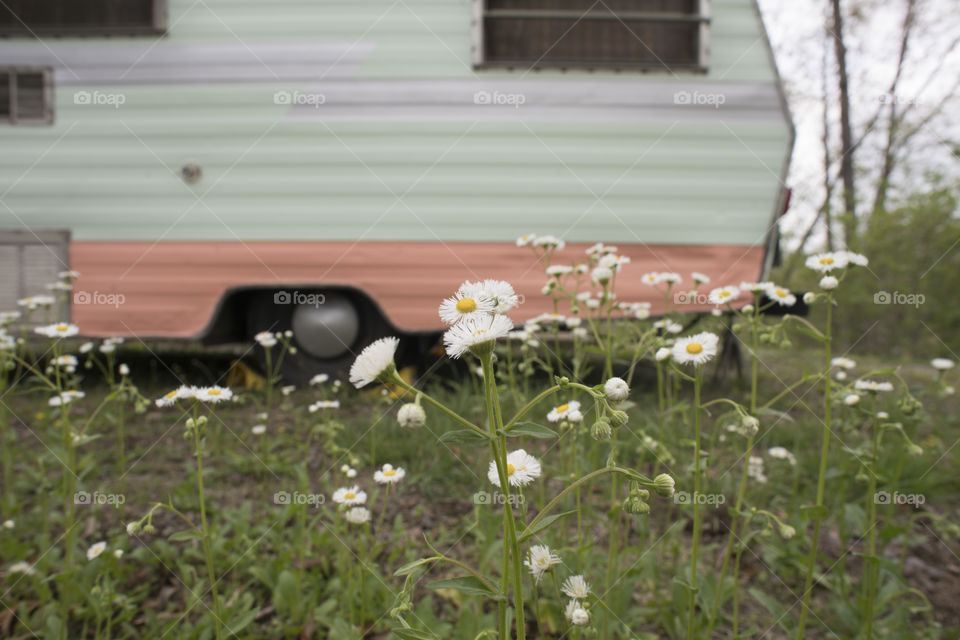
[{"x1": 0, "y1": 0, "x2": 790, "y2": 245}]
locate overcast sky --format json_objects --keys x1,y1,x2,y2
[{"x1": 756, "y1": 0, "x2": 959, "y2": 250}]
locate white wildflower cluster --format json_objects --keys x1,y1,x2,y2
[
  {"x1": 438, "y1": 280, "x2": 518, "y2": 359},
  {"x1": 155, "y1": 385, "x2": 234, "y2": 407}
]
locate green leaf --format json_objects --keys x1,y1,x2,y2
[
  {"x1": 427, "y1": 576, "x2": 502, "y2": 600},
  {"x1": 503, "y1": 422, "x2": 558, "y2": 439},
  {"x1": 438, "y1": 429, "x2": 489, "y2": 445},
  {"x1": 518, "y1": 510, "x2": 577, "y2": 542},
  {"x1": 749, "y1": 588, "x2": 794, "y2": 635},
  {"x1": 168, "y1": 529, "x2": 203, "y2": 542},
  {"x1": 394, "y1": 557, "x2": 440, "y2": 577}
]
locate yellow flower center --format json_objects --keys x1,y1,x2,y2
[
  {"x1": 775, "y1": 289, "x2": 787, "y2": 297},
  {"x1": 384, "y1": 470, "x2": 395, "y2": 477},
  {"x1": 507, "y1": 464, "x2": 516, "y2": 475},
  {"x1": 456, "y1": 298, "x2": 477, "y2": 313},
  {"x1": 164, "y1": 390, "x2": 177, "y2": 399},
  {"x1": 55, "y1": 324, "x2": 68, "y2": 331},
  {"x1": 686, "y1": 343, "x2": 703, "y2": 355},
  {"x1": 344, "y1": 492, "x2": 355, "y2": 500},
  {"x1": 556, "y1": 403, "x2": 569, "y2": 413},
  {"x1": 719, "y1": 291, "x2": 731, "y2": 298},
  {"x1": 207, "y1": 389, "x2": 221, "y2": 396},
  {"x1": 819, "y1": 257, "x2": 834, "y2": 265}
]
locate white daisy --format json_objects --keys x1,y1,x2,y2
[
  {"x1": 58, "y1": 270, "x2": 81, "y2": 280},
  {"x1": 561, "y1": 575, "x2": 590, "y2": 599},
  {"x1": 546, "y1": 265, "x2": 573, "y2": 276},
  {"x1": 374, "y1": 463, "x2": 406, "y2": 484},
  {"x1": 46, "y1": 281, "x2": 72, "y2": 292},
  {"x1": 660, "y1": 272, "x2": 682, "y2": 284},
  {"x1": 349, "y1": 337, "x2": 400, "y2": 388},
  {"x1": 708, "y1": 286, "x2": 740, "y2": 305},
  {"x1": 844, "y1": 394, "x2": 861, "y2": 406},
  {"x1": 443, "y1": 315, "x2": 513, "y2": 359},
  {"x1": 641, "y1": 272, "x2": 663, "y2": 285},
  {"x1": 591, "y1": 266, "x2": 613, "y2": 285},
  {"x1": 524, "y1": 545, "x2": 562, "y2": 582},
  {"x1": 767, "y1": 446, "x2": 797, "y2": 465},
  {"x1": 765, "y1": 285, "x2": 797, "y2": 307},
  {"x1": 547, "y1": 400, "x2": 581, "y2": 423},
  {"x1": 855, "y1": 380, "x2": 894, "y2": 393},
  {"x1": 805, "y1": 252, "x2": 849, "y2": 273},
  {"x1": 487, "y1": 449, "x2": 541, "y2": 487},
  {"x1": 344, "y1": 507, "x2": 371, "y2": 525},
  {"x1": 598, "y1": 254, "x2": 630, "y2": 272},
  {"x1": 35, "y1": 323, "x2": 79, "y2": 339},
  {"x1": 118, "y1": 364, "x2": 130, "y2": 376},
  {"x1": 309, "y1": 373, "x2": 330, "y2": 386},
  {"x1": 565, "y1": 317, "x2": 582, "y2": 329},
  {"x1": 481, "y1": 280, "x2": 519, "y2": 313},
  {"x1": 819, "y1": 276, "x2": 839, "y2": 290},
  {"x1": 533, "y1": 235, "x2": 565, "y2": 250},
  {"x1": 332, "y1": 486, "x2": 367, "y2": 506},
  {"x1": 842, "y1": 251, "x2": 869, "y2": 266},
  {"x1": 692, "y1": 272, "x2": 711, "y2": 284},
  {"x1": 113, "y1": 549, "x2": 124, "y2": 559},
  {"x1": 604, "y1": 377, "x2": 630, "y2": 402},
  {"x1": 931, "y1": 358, "x2": 954, "y2": 370},
  {"x1": 50, "y1": 390, "x2": 85, "y2": 407},
  {"x1": 8, "y1": 561, "x2": 35, "y2": 576},
  {"x1": 54, "y1": 355, "x2": 78, "y2": 369},
  {"x1": 565, "y1": 600, "x2": 590, "y2": 626},
  {"x1": 196, "y1": 386, "x2": 233, "y2": 403},
  {"x1": 99, "y1": 342, "x2": 116, "y2": 354},
  {"x1": 671, "y1": 332, "x2": 720, "y2": 367},
  {"x1": 254, "y1": 331, "x2": 277, "y2": 348},
  {"x1": 831, "y1": 357, "x2": 856, "y2": 369},
  {"x1": 309, "y1": 400, "x2": 340, "y2": 412},
  {"x1": 516, "y1": 233, "x2": 536, "y2": 247},
  {"x1": 86, "y1": 541, "x2": 107, "y2": 561},
  {"x1": 0, "y1": 311, "x2": 21, "y2": 325},
  {"x1": 251, "y1": 424, "x2": 267, "y2": 435},
  {"x1": 397, "y1": 403, "x2": 426, "y2": 428},
  {"x1": 155, "y1": 385, "x2": 196, "y2": 408},
  {"x1": 439, "y1": 281, "x2": 497, "y2": 324},
  {"x1": 2, "y1": 520, "x2": 13, "y2": 529},
  {"x1": 655, "y1": 347, "x2": 671, "y2": 362}
]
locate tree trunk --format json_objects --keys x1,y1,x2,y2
[{"x1": 831, "y1": 0, "x2": 857, "y2": 248}]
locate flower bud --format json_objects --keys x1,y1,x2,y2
[
  {"x1": 142, "y1": 524, "x2": 156, "y2": 534},
  {"x1": 803, "y1": 292, "x2": 816, "y2": 304},
  {"x1": 603, "y1": 377, "x2": 630, "y2": 402},
  {"x1": 126, "y1": 521, "x2": 140, "y2": 535},
  {"x1": 624, "y1": 497, "x2": 650, "y2": 515},
  {"x1": 653, "y1": 473, "x2": 675, "y2": 498},
  {"x1": 397, "y1": 403, "x2": 426, "y2": 429},
  {"x1": 779, "y1": 523, "x2": 796, "y2": 539},
  {"x1": 590, "y1": 420, "x2": 612, "y2": 441},
  {"x1": 844, "y1": 394, "x2": 860, "y2": 406},
  {"x1": 608, "y1": 410, "x2": 629, "y2": 427}
]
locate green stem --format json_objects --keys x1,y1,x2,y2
[
  {"x1": 193, "y1": 415, "x2": 223, "y2": 640},
  {"x1": 865, "y1": 412, "x2": 879, "y2": 639},
  {"x1": 688, "y1": 366, "x2": 702, "y2": 640},
  {"x1": 797, "y1": 297, "x2": 832, "y2": 639}
]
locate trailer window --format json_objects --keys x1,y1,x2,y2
[
  {"x1": 0, "y1": 0, "x2": 167, "y2": 37},
  {"x1": 475, "y1": 0, "x2": 709, "y2": 71},
  {"x1": 1, "y1": 69, "x2": 53, "y2": 125}
]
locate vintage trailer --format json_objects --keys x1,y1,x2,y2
[{"x1": 0, "y1": 0, "x2": 793, "y2": 375}]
